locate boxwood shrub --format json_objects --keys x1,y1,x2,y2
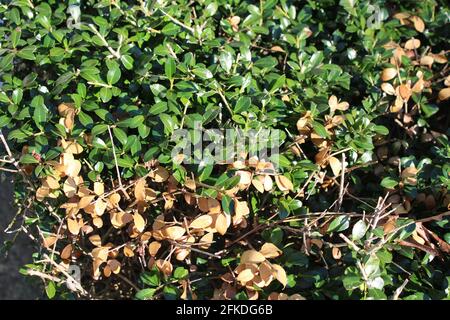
[{"x1": 0, "y1": 0, "x2": 449, "y2": 300}]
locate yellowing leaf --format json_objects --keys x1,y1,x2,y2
[
  {"x1": 65, "y1": 159, "x2": 81, "y2": 177},
  {"x1": 43, "y1": 236, "x2": 57, "y2": 248},
  {"x1": 151, "y1": 166, "x2": 169, "y2": 183},
  {"x1": 236, "y1": 170, "x2": 252, "y2": 189},
  {"x1": 94, "y1": 199, "x2": 107, "y2": 216},
  {"x1": 328, "y1": 95, "x2": 349, "y2": 113},
  {"x1": 45, "y1": 176, "x2": 60, "y2": 189},
  {"x1": 275, "y1": 175, "x2": 294, "y2": 192},
  {"x1": 79, "y1": 195, "x2": 95, "y2": 209},
  {"x1": 94, "y1": 182, "x2": 104, "y2": 196},
  {"x1": 263, "y1": 175, "x2": 273, "y2": 191},
  {"x1": 259, "y1": 261, "x2": 274, "y2": 285},
  {"x1": 156, "y1": 259, "x2": 173, "y2": 276},
  {"x1": 184, "y1": 177, "x2": 196, "y2": 191},
  {"x1": 89, "y1": 234, "x2": 102, "y2": 247},
  {"x1": 63, "y1": 177, "x2": 78, "y2": 198},
  {"x1": 61, "y1": 139, "x2": 83, "y2": 154},
  {"x1": 123, "y1": 244, "x2": 134, "y2": 257},
  {"x1": 235, "y1": 200, "x2": 250, "y2": 218},
  {"x1": 404, "y1": 38, "x2": 420, "y2": 50}
]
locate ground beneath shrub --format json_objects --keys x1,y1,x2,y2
[{"x1": 0, "y1": 179, "x2": 41, "y2": 300}]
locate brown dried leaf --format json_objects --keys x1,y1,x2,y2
[
  {"x1": 199, "y1": 232, "x2": 214, "y2": 250},
  {"x1": 381, "y1": 68, "x2": 397, "y2": 81},
  {"x1": 275, "y1": 175, "x2": 294, "y2": 192},
  {"x1": 215, "y1": 213, "x2": 229, "y2": 236},
  {"x1": 190, "y1": 215, "x2": 213, "y2": 229},
  {"x1": 134, "y1": 178, "x2": 146, "y2": 202},
  {"x1": 151, "y1": 166, "x2": 169, "y2": 183},
  {"x1": 163, "y1": 226, "x2": 186, "y2": 240},
  {"x1": 404, "y1": 38, "x2": 421, "y2": 50},
  {"x1": 259, "y1": 243, "x2": 282, "y2": 259},
  {"x1": 236, "y1": 268, "x2": 254, "y2": 284},
  {"x1": 240, "y1": 250, "x2": 266, "y2": 264}
]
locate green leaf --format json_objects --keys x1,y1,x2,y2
[
  {"x1": 254, "y1": 56, "x2": 277, "y2": 69},
  {"x1": 222, "y1": 175, "x2": 241, "y2": 190},
  {"x1": 219, "y1": 51, "x2": 233, "y2": 73},
  {"x1": 17, "y1": 46, "x2": 36, "y2": 60},
  {"x1": 31, "y1": 95, "x2": 47, "y2": 128},
  {"x1": 92, "y1": 137, "x2": 108, "y2": 149},
  {"x1": 192, "y1": 67, "x2": 213, "y2": 79},
  {"x1": 113, "y1": 127, "x2": 128, "y2": 145},
  {"x1": 234, "y1": 96, "x2": 251, "y2": 113},
  {"x1": 12, "y1": 89, "x2": 23, "y2": 105},
  {"x1": 159, "y1": 113, "x2": 176, "y2": 135},
  {"x1": 45, "y1": 281, "x2": 56, "y2": 299},
  {"x1": 99, "y1": 87, "x2": 112, "y2": 102},
  {"x1": 149, "y1": 102, "x2": 168, "y2": 115},
  {"x1": 20, "y1": 154, "x2": 39, "y2": 164},
  {"x1": 352, "y1": 220, "x2": 367, "y2": 240},
  {"x1": 269, "y1": 75, "x2": 285, "y2": 93},
  {"x1": 174, "y1": 267, "x2": 189, "y2": 279},
  {"x1": 120, "y1": 54, "x2": 134, "y2": 70},
  {"x1": 373, "y1": 125, "x2": 389, "y2": 135},
  {"x1": 107, "y1": 65, "x2": 121, "y2": 85}
]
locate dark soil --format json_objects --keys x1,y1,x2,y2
[{"x1": 0, "y1": 178, "x2": 41, "y2": 300}]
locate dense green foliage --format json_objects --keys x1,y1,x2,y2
[{"x1": 0, "y1": 0, "x2": 449, "y2": 300}]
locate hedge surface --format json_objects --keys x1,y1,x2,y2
[{"x1": 0, "y1": 0, "x2": 449, "y2": 300}]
